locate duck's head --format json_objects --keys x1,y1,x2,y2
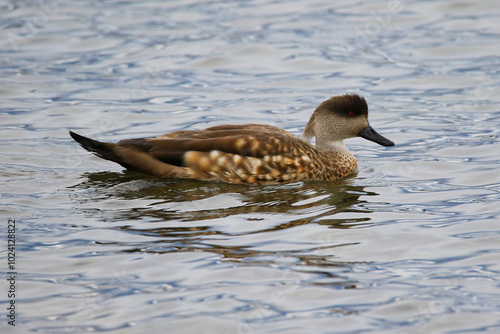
[{"x1": 303, "y1": 94, "x2": 394, "y2": 150}]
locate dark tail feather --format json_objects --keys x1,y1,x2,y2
[
  {"x1": 69, "y1": 130, "x2": 189, "y2": 178},
  {"x1": 69, "y1": 130, "x2": 124, "y2": 165},
  {"x1": 69, "y1": 130, "x2": 102, "y2": 151}
]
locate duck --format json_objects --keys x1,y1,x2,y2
[{"x1": 69, "y1": 94, "x2": 394, "y2": 185}]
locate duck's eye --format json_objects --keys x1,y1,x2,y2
[{"x1": 348, "y1": 112, "x2": 355, "y2": 117}]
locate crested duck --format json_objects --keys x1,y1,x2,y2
[{"x1": 69, "y1": 94, "x2": 394, "y2": 184}]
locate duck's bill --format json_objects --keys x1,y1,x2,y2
[{"x1": 359, "y1": 125, "x2": 395, "y2": 146}]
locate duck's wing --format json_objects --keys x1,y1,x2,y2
[{"x1": 119, "y1": 124, "x2": 299, "y2": 162}]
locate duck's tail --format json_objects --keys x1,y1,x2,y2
[
  {"x1": 69, "y1": 130, "x2": 124, "y2": 165},
  {"x1": 68, "y1": 130, "x2": 188, "y2": 178}
]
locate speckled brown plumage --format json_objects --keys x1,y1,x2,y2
[{"x1": 69, "y1": 94, "x2": 394, "y2": 184}]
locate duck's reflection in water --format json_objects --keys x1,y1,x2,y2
[
  {"x1": 72, "y1": 170, "x2": 378, "y2": 229},
  {"x1": 70, "y1": 170, "x2": 381, "y2": 282}
]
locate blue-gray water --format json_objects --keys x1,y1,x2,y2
[{"x1": 1, "y1": 0, "x2": 500, "y2": 333}]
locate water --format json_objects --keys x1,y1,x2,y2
[{"x1": 1, "y1": 0, "x2": 500, "y2": 333}]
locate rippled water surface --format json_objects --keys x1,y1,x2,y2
[{"x1": 1, "y1": 0, "x2": 500, "y2": 333}]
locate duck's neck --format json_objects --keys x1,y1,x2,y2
[{"x1": 316, "y1": 140, "x2": 350, "y2": 154}]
